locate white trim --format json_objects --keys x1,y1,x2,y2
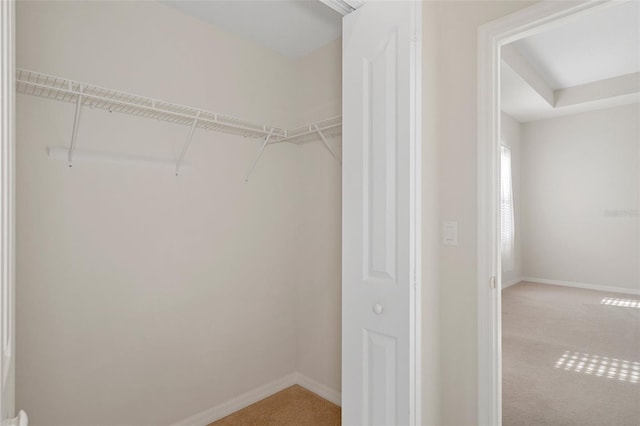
[
  {"x1": 501, "y1": 278, "x2": 522, "y2": 290},
  {"x1": 294, "y1": 373, "x2": 342, "y2": 406},
  {"x1": 521, "y1": 277, "x2": 640, "y2": 296},
  {"x1": 0, "y1": 0, "x2": 16, "y2": 420},
  {"x1": 170, "y1": 373, "x2": 341, "y2": 426},
  {"x1": 477, "y1": 2, "x2": 624, "y2": 425},
  {"x1": 318, "y1": 0, "x2": 357, "y2": 16},
  {"x1": 170, "y1": 374, "x2": 297, "y2": 426},
  {"x1": 411, "y1": 1, "x2": 423, "y2": 423}
]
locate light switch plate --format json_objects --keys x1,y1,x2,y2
[{"x1": 443, "y1": 221, "x2": 458, "y2": 246}]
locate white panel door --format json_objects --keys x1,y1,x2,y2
[{"x1": 342, "y1": 2, "x2": 420, "y2": 425}]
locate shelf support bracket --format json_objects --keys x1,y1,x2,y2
[
  {"x1": 175, "y1": 111, "x2": 200, "y2": 176},
  {"x1": 314, "y1": 124, "x2": 341, "y2": 164},
  {"x1": 68, "y1": 87, "x2": 84, "y2": 167},
  {"x1": 245, "y1": 130, "x2": 274, "y2": 182}
]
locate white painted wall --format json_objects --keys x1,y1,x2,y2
[
  {"x1": 423, "y1": 2, "x2": 536, "y2": 424},
  {"x1": 420, "y1": 2, "x2": 441, "y2": 423},
  {"x1": 501, "y1": 112, "x2": 522, "y2": 287},
  {"x1": 16, "y1": 1, "x2": 341, "y2": 425},
  {"x1": 521, "y1": 104, "x2": 640, "y2": 292},
  {"x1": 292, "y1": 39, "x2": 342, "y2": 394}
]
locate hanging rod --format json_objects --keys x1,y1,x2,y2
[{"x1": 47, "y1": 146, "x2": 187, "y2": 170}]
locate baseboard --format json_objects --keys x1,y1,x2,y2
[
  {"x1": 294, "y1": 372, "x2": 342, "y2": 406},
  {"x1": 521, "y1": 277, "x2": 640, "y2": 296},
  {"x1": 501, "y1": 277, "x2": 522, "y2": 289},
  {"x1": 171, "y1": 373, "x2": 297, "y2": 426},
  {"x1": 171, "y1": 372, "x2": 341, "y2": 426}
]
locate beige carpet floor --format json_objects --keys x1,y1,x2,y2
[
  {"x1": 209, "y1": 385, "x2": 341, "y2": 426},
  {"x1": 503, "y1": 282, "x2": 640, "y2": 426}
]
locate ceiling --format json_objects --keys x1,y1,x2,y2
[
  {"x1": 501, "y1": 1, "x2": 640, "y2": 122},
  {"x1": 513, "y1": 1, "x2": 640, "y2": 89},
  {"x1": 161, "y1": 0, "x2": 343, "y2": 58}
]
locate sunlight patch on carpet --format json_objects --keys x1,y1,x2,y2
[
  {"x1": 555, "y1": 351, "x2": 639, "y2": 384},
  {"x1": 600, "y1": 297, "x2": 640, "y2": 308}
]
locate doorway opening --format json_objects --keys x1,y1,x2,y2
[{"x1": 478, "y1": 1, "x2": 640, "y2": 424}]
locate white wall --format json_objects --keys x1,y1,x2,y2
[
  {"x1": 521, "y1": 104, "x2": 640, "y2": 292},
  {"x1": 501, "y1": 112, "x2": 522, "y2": 287},
  {"x1": 293, "y1": 39, "x2": 342, "y2": 394},
  {"x1": 16, "y1": 1, "x2": 341, "y2": 425},
  {"x1": 423, "y1": 2, "x2": 536, "y2": 424},
  {"x1": 420, "y1": 2, "x2": 441, "y2": 423}
]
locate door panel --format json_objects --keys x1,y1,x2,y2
[
  {"x1": 364, "y1": 29, "x2": 397, "y2": 284},
  {"x1": 363, "y1": 330, "x2": 397, "y2": 425},
  {"x1": 342, "y1": 2, "x2": 419, "y2": 425}
]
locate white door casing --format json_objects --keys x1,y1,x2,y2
[
  {"x1": 0, "y1": 0, "x2": 16, "y2": 422},
  {"x1": 342, "y1": 1, "x2": 421, "y2": 425},
  {"x1": 477, "y1": 2, "x2": 624, "y2": 425}
]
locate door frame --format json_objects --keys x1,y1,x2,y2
[
  {"x1": 0, "y1": 0, "x2": 16, "y2": 421},
  {"x1": 476, "y1": 1, "x2": 623, "y2": 424}
]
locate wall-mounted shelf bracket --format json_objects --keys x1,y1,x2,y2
[
  {"x1": 175, "y1": 111, "x2": 200, "y2": 176},
  {"x1": 314, "y1": 124, "x2": 341, "y2": 164},
  {"x1": 68, "y1": 85, "x2": 84, "y2": 167},
  {"x1": 271, "y1": 116, "x2": 341, "y2": 145},
  {"x1": 245, "y1": 130, "x2": 275, "y2": 183}
]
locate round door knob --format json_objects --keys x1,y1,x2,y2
[{"x1": 373, "y1": 303, "x2": 383, "y2": 315}]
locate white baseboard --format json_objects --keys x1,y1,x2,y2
[
  {"x1": 171, "y1": 373, "x2": 297, "y2": 426},
  {"x1": 521, "y1": 277, "x2": 640, "y2": 296},
  {"x1": 294, "y1": 372, "x2": 342, "y2": 406},
  {"x1": 171, "y1": 372, "x2": 341, "y2": 426},
  {"x1": 501, "y1": 277, "x2": 522, "y2": 289}
]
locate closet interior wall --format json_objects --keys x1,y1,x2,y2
[
  {"x1": 292, "y1": 38, "x2": 342, "y2": 395},
  {"x1": 15, "y1": 1, "x2": 341, "y2": 425}
]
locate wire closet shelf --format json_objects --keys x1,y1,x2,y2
[{"x1": 15, "y1": 68, "x2": 342, "y2": 145}]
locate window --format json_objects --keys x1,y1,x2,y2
[{"x1": 501, "y1": 145, "x2": 515, "y2": 271}]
